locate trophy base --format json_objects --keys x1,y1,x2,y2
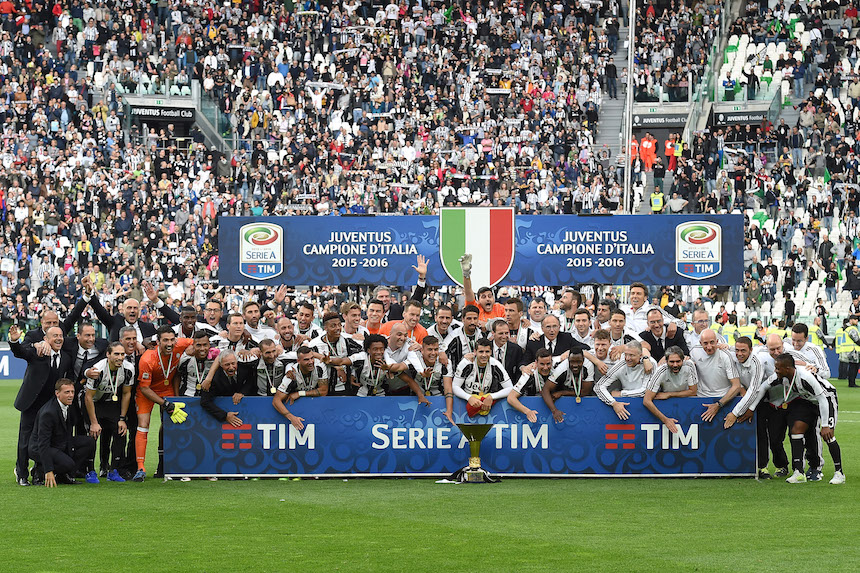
[{"x1": 449, "y1": 466, "x2": 500, "y2": 484}]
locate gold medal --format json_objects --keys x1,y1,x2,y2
[
  {"x1": 781, "y1": 403, "x2": 788, "y2": 409},
  {"x1": 112, "y1": 394, "x2": 118, "y2": 402},
  {"x1": 269, "y1": 387, "x2": 276, "y2": 395},
  {"x1": 576, "y1": 397, "x2": 581, "y2": 403},
  {"x1": 196, "y1": 383, "x2": 202, "y2": 390}
]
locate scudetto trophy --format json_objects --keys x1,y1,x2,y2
[{"x1": 451, "y1": 423, "x2": 499, "y2": 483}]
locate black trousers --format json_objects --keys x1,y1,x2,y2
[
  {"x1": 16, "y1": 395, "x2": 52, "y2": 477},
  {"x1": 849, "y1": 361, "x2": 859, "y2": 386},
  {"x1": 94, "y1": 400, "x2": 126, "y2": 471},
  {"x1": 756, "y1": 404, "x2": 789, "y2": 469},
  {"x1": 30, "y1": 436, "x2": 96, "y2": 480},
  {"x1": 120, "y1": 396, "x2": 138, "y2": 474}
]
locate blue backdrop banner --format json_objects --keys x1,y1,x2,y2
[
  {"x1": 0, "y1": 350, "x2": 28, "y2": 380},
  {"x1": 217, "y1": 213, "x2": 744, "y2": 287},
  {"x1": 163, "y1": 397, "x2": 756, "y2": 477}
]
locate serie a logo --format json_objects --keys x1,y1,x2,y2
[
  {"x1": 675, "y1": 221, "x2": 721, "y2": 280},
  {"x1": 239, "y1": 223, "x2": 284, "y2": 280}
]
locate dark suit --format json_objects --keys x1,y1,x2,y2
[
  {"x1": 28, "y1": 397, "x2": 95, "y2": 480},
  {"x1": 63, "y1": 337, "x2": 110, "y2": 383},
  {"x1": 11, "y1": 343, "x2": 73, "y2": 478},
  {"x1": 200, "y1": 369, "x2": 253, "y2": 423},
  {"x1": 88, "y1": 294, "x2": 181, "y2": 341},
  {"x1": 638, "y1": 329, "x2": 689, "y2": 363},
  {"x1": 20, "y1": 297, "x2": 90, "y2": 345},
  {"x1": 62, "y1": 337, "x2": 110, "y2": 436},
  {"x1": 120, "y1": 352, "x2": 142, "y2": 475},
  {"x1": 521, "y1": 332, "x2": 589, "y2": 367},
  {"x1": 491, "y1": 341, "x2": 523, "y2": 382},
  {"x1": 382, "y1": 282, "x2": 428, "y2": 322}
]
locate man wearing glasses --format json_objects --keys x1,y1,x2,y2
[
  {"x1": 198, "y1": 299, "x2": 226, "y2": 337},
  {"x1": 685, "y1": 308, "x2": 726, "y2": 349}
]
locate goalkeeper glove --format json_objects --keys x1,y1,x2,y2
[
  {"x1": 458, "y1": 254, "x2": 472, "y2": 279},
  {"x1": 163, "y1": 401, "x2": 188, "y2": 424},
  {"x1": 170, "y1": 402, "x2": 188, "y2": 424}
]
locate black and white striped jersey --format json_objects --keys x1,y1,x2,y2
[
  {"x1": 406, "y1": 352, "x2": 451, "y2": 396},
  {"x1": 513, "y1": 369, "x2": 552, "y2": 396},
  {"x1": 444, "y1": 328, "x2": 482, "y2": 366},
  {"x1": 782, "y1": 341, "x2": 830, "y2": 379},
  {"x1": 452, "y1": 357, "x2": 512, "y2": 399},
  {"x1": 84, "y1": 358, "x2": 135, "y2": 402},
  {"x1": 249, "y1": 357, "x2": 288, "y2": 396},
  {"x1": 548, "y1": 361, "x2": 594, "y2": 393},
  {"x1": 210, "y1": 335, "x2": 259, "y2": 362},
  {"x1": 278, "y1": 361, "x2": 329, "y2": 394},
  {"x1": 177, "y1": 354, "x2": 216, "y2": 397},
  {"x1": 309, "y1": 334, "x2": 362, "y2": 393},
  {"x1": 348, "y1": 352, "x2": 395, "y2": 397},
  {"x1": 738, "y1": 368, "x2": 838, "y2": 427},
  {"x1": 293, "y1": 321, "x2": 324, "y2": 340}
]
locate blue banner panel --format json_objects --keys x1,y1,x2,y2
[
  {"x1": 0, "y1": 350, "x2": 28, "y2": 379},
  {"x1": 164, "y1": 397, "x2": 755, "y2": 477},
  {"x1": 217, "y1": 213, "x2": 744, "y2": 287}
]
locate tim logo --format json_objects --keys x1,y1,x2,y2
[
  {"x1": 221, "y1": 424, "x2": 253, "y2": 450},
  {"x1": 239, "y1": 223, "x2": 283, "y2": 280},
  {"x1": 605, "y1": 424, "x2": 636, "y2": 450},
  {"x1": 675, "y1": 221, "x2": 721, "y2": 280}
]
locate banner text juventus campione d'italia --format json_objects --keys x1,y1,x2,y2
[{"x1": 218, "y1": 210, "x2": 744, "y2": 287}]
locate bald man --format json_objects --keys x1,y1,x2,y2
[
  {"x1": 21, "y1": 297, "x2": 90, "y2": 345},
  {"x1": 87, "y1": 280, "x2": 181, "y2": 341},
  {"x1": 689, "y1": 329, "x2": 742, "y2": 423},
  {"x1": 10, "y1": 326, "x2": 74, "y2": 485}
]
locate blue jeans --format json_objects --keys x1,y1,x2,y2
[
  {"x1": 791, "y1": 148, "x2": 803, "y2": 166},
  {"x1": 826, "y1": 286, "x2": 837, "y2": 303}
]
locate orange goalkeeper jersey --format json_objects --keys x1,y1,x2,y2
[{"x1": 137, "y1": 338, "x2": 193, "y2": 396}]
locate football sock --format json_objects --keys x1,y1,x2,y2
[
  {"x1": 136, "y1": 428, "x2": 148, "y2": 471},
  {"x1": 790, "y1": 434, "x2": 805, "y2": 472}
]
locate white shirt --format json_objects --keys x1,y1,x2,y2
[
  {"x1": 689, "y1": 347, "x2": 740, "y2": 398},
  {"x1": 646, "y1": 362, "x2": 698, "y2": 394},
  {"x1": 782, "y1": 340, "x2": 830, "y2": 379},
  {"x1": 595, "y1": 358, "x2": 657, "y2": 404},
  {"x1": 620, "y1": 303, "x2": 682, "y2": 334},
  {"x1": 57, "y1": 398, "x2": 69, "y2": 421}
]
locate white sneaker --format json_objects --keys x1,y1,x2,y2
[
  {"x1": 829, "y1": 471, "x2": 846, "y2": 485},
  {"x1": 786, "y1": 469, "x2": 807, "y2": 484},
  {"x1": 458, "y1": 254, "x2": 472, "y2": 278}
]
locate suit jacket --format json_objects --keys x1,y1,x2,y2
[
  {"x1": 20, "y1": 297, "x2": 90, "y2": 346},
  {"x1": 200, "y1": 369, "x2": 254, "y2": 423},
  {"x1": 62, "y1": 337, "x2": 110, "y2": 382},
  {"x1": 521, "y1": 332, "x2": 588, "y2": 367},
  {"x1": 492, "y1": 341, "x2": 524, "y2": 382},
  {"x1": 638, "y1": 328, "x2": 689, "y2": 363},
  {"x1": 11, "y1": 343, "x2": 73, "y2": 412},
  {"x1": 29, "y1": 398, "x2": 79, "y2": 474},
  {"x1": 88, "y1": 294, "x2": 181, "y2": 341}
]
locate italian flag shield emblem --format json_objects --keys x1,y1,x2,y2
[{"x1": 439, "y1": 207, "x2": 515, "y2": 287}]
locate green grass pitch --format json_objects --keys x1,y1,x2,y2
[{"x1": 0, "y1": 379, "x2": 857, "y2": 572}]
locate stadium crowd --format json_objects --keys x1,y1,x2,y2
[{"x1": 9, "y1": 253, "x2": 849, "y2": 487}]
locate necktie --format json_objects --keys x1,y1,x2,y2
[
  {"x1": 547, "y1": 341, "x2": 554, "y2": 353},
  {"x1": 497, "y1": 348, "x2": 503, "y2": 361},
  {"x1": 76, "y1": 348, "x2": 86, "y2": 379},
  {"x1": 52, "y1": 354, "x2": 59, "y2": 371}
]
